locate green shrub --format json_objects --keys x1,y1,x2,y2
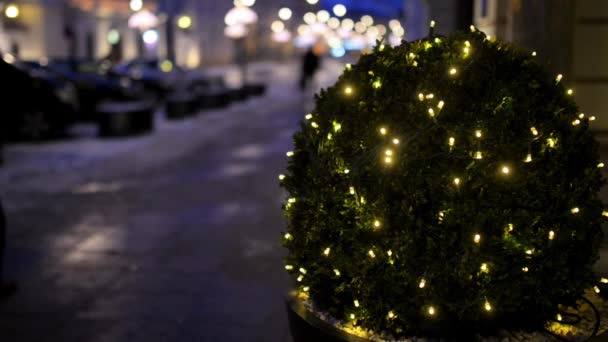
[{"x1": 281, "y1": 30, "x2": 605, "y2": 338}]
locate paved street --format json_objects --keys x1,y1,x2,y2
[
  {"x1": 2, "y1": 60, "x2": 608, "y2": 342},
  {"x1": 0, "y1": 61, "x2": 342, "y2": 342}
]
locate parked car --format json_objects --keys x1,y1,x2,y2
[
  {"x1": 45, "y1": 59, "x2": 148, "y2": 121},
  {"x1": 1, "y1": 58, "x2": 76, "y2": 141},
  {"x1": 112, "y1": 58, "x2": 188, "y2": 97}
]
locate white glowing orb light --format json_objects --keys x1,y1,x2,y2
[
  {"x1": 331, "y1": 46, "x2": 346, "y2": 58},
  {"x1": 272, "y1": 30, "x2": 292, "y2": 43},
  {"x1": 128, "y1": 10, "x2": 159, "y2": 31},
  {"x1": 327, "y1": 17, "x2": 340, "y2": 30},
  {"x1": 235, "y1": 0, "x2": 256, "y2": 6},
  {"x1": 306, "y1": 0, "x2": 319, "y2": 4},
  {"x1": 278, "y1": 7, "x2": 292, "y2": 20},
  {"x1": 224, "y1": 24, "x2": 249, "y2": 39},
  {"x1": 294, "y1": 35, "x2": 317, "y2": 48},
  {"x1": 142, "y1": 29, "x2": 159, "y2": 45},
  {"x1": 341, "y1": 18, "x2": 354, "y2": 31},
  {"x1": 389, "y1": 19, "x2": 401, "y2": 31},
  {"x1": 389, "y1": 34, "x2": 401, "y2": 46},
  {"x1": 328, "y1": 36, "x2": 342, "y2": 48},
  {"x1": 177, "y1": 15, "x2": 192, "y2": 29},
  {"x1": 361, "y1": 15, "x2": 374, "y2": 27},
  {"x1": 316, "y1": 10, "x2": 330, "y2": 23},
  {"x1": 297, "y1": 24, "x2": 311, "y2": 36},
  {"x1": 4, "y1": 4, "x2": 19, "y2": 19},
  {"x1": 271, "y1": 20, "x2": 285, "y2": 33},
  {"x1": 303, "y1": 12, "x2": 316, "y2": 25},
  {"x1": 366, "y1": 26, "x2": 379, "y2": 38},
  {"x1": 337, "y1": 27, "x2": 353, "y2": 39},
  {"x1": 333, "y1": 4, "x2": 347, "y2": 17},
  {"x1": 355, "y1": 21, "x2": 366, "y2": 33},
  {"x1": 377, "y1": 24, "x2": 387, "y2": 36},
  {"x1": 107, "y1": 29, "x2": 121, "y2": 45},
  {"x1": 311, "y1": 22, "x2": 328, "y2": 34},
  {"x1": 129, "y1": 0, "x2": 143, "y2": 12},
  {"x1": 393, "y1": 26, "x2": 405, "y2": 37},
  {"x1": 225, "y1": 6, "x2": 258, "y2": 26}
]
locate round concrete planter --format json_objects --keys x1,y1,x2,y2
[
  {"x1": 97, "y1": 100, "x2": 154, "y2": 137},
  {"x1": 166, "y1": 93, "x2": 197, "y2": 119},
  {"x1": 286, "y1": 294, "x2": 368, "y2": 342}
]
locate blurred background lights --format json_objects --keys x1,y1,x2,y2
[
  {"x1": 142, "y1": 29, "x2": 159, "y2": 44},
  {"x1": 235, "y1": 0, "x2": 256, "y2": 6},
  {"x1": 129, "y1": 0, "x2": 143, "y2": 12},
  {"x1": 331, "y1": 46, "x2": 346, "y2": 58},
  {"x1": 306, "y1": 0, "x2": 319, "y2": 4},
  {"x1": 177, "y1": 15, "x2": 192, "y2": 29},
  {"x1": 327, "y1": 17, "x2": 340, "y2": 29},
  {"x1": 361, "y1": 15, "x2": 374, "y2": 26},
  {"x1": 316, "y1": 10, "x2": 330, "y2": 23},
  {"x1": 4, "y1": 3, "x2": 19, "y2": 18},
  {"x1": 333, "y1": 4, "x2": 347, "y2": 17},
  {"x1": 341, "y1": 18, "x2": 354, "y2": 30},
  {"x1": 303, "y1": 12, "x2": 316, "y2": 25},
  {"x1": 271, "y1": 20, "x2": 285, "y2": 33},
  {"x1": 107, "y1": 29, "x2": 121, "y2": 45},
  {"x1": 278, "y1": 7, "x2": 292, "y2": 20}
]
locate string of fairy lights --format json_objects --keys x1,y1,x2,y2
[{"x1": 280, "y1": 21, "x2": 608, "y2": 326}]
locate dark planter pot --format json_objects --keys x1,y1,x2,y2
[
  {"x1": 229, "y1": 87, "x2": 250, "y2": 102},
  {"x1": 197, "y1": 88, "x2": 231, "y2": 110},
  {"x1": 286, "y1": 294, "x2": 369, "y2": 342},
  {"x1": 97, "y1": 101, "x2": 154, "y2": 137},
  {"x1": 244, "y1": 83, "x2": 266, "y2": 97},
  {"x1": 166, "y1": 93, "x2": 197, "y2": 119}
]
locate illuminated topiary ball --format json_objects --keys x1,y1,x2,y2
[{"x1": 281, "y1": 30, "x2": 606, "y2": 338}]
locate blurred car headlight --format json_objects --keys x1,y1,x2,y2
[
  {"x1": 120, "y1": 77, "x2": 132, "y2": 89},
  {"x1": 55, "y1": 83, "x2": 79, "y2": 109}
]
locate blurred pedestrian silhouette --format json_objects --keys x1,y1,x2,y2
[{"x1": 299, "y1": 47, "x2": 321, "y2": 91}]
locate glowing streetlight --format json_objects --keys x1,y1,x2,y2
[
  {"x1": 177, "y1": 15, "x2": 192, "y2": 30},
  {"x1": 278, "y1": 7, "x2": 292, "y2": 21},
  {"x1": 225, "y1": 6, "x2": 258, "y2": 26},
  {"x1": 4, "y1": 4, "x2": 19, "y2": 19},
  {"x1": 142, "y1": 29, "x2": 159, "y2": 44},
  {"x1": 306, "y1": 0, "x2": 319, "y2": 4},
  {"x1": 235, "y1": 0, "x2": 256, "y2": 6},
  {"x1": 333, "y1": 4, "x2": 347, "y2": 17},
  {"x1": 129, "y1": 0, "x2": 143, "y2": 12},
  {"x1": 316, "y1": 10, "x2": 330, "y2": 23},
  {"x1": 271, "y1": 20, "x2": 285, "y2": 33}
]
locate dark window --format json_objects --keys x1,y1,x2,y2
[{"x1": 481, "y1": 0, "x2": 488, "y2": 17}]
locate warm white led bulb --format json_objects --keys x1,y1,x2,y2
[
  {"x1": 484, "y1": 301, "x2": 492, "y2": 311},
  {"x1": 368, "y1": 250, "x2": 376, "y2": 258},
  {"x1": 323, "y1": 247, "x2": 331, "y2": 256},
  {"x1": 380, "y1": 127, "x2": 387, "y2": 135},
  {"x1": 354, "y1": 299, "x2": 360, "y2": 307},
  {"x1": 549, "y1": 230, "x2": 555, "y2": 240},
  {"x1": 530, "y1": 127, "x2": 538, "y2": 136},
  {"x1": 449, "y1": 67, "x2": 457, "y2": 75},
  {"x1": 453, "y1": 177, "x2": 461, "y2": 186},
  {"x1": 373, "y1": 220, "x2": 381, "y2": 228},
  {"x1": 501, "y1": 166, "x2": 510, "y2": 175},
  {"x1": 345, "y1": 86, "x2": 353, "y2": 95},
  {"x1": 428, "y1": 306, "x2": 436, "y2": 315},
  {"x1": 334, "y1": 269, "x2": 341, "y2": 276},
  {"x1": 392, "y1": 138, "x2": 400, "y2": 145},
  {"x1": 449, "y1": 137, "x2": 455, "y2": 147},
  {"x1": 419, "y1": 279, "x2": 426, "y2": 288},
  {"x1": 474, "y1": 234, "x2": 481, "y2": 243}
]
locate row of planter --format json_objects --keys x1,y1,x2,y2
[{"x1": 97, "y1": 83, "x2": 267, "y2": 137}]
